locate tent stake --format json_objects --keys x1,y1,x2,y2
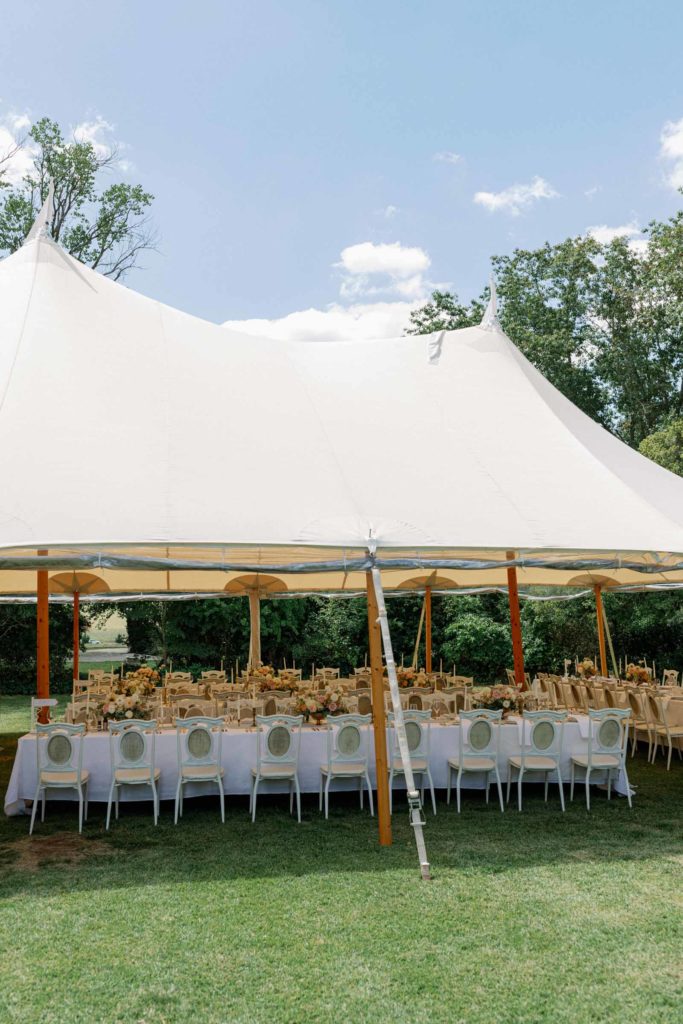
[{"x1": 371, "y1": 566, "x2": 431, "y2": 881}]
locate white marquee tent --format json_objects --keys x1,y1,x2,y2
[{"x1": 2, "y1": 230, "x2": 683, "y2": 597}]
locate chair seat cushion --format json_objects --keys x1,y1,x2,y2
[
  {"x1": 41, "y1": 769, "x2": 90, "y2": 786},
  {"x1": 181, "y1": 765, "x2": 224, "y2": 780},
  {"x1": 251, "y1": 764, "x2": 296, "y2": 779},
  {"x1": 391, "y1": 757, "x2": 428, "y2": 772},
  {"x1": 321, "y1": 763, "x2": 367, "y2": 776},
  {"x1": 571, "y1": 754, "x2": 620, "y2": 768},
  {"x1": 115, "y1": 767, "x2": 161, "y2": 783},
  {"x1": 509, "y1": 756, "x2": 557, "y2": 771},
  {"x1": 448, "y1": 756, "x2": 496, "y2": 771}
]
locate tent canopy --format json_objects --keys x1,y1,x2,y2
[{"x1": 2, "y1": 232, "x2": 683, "y2": 596}]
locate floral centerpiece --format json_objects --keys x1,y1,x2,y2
[
  {"x1": 471, "y1": 685, "x2": 521, "y2": 717},
  {"x1": 397, "y1": 668, "x2": 429, "y2": 688},
  {"x1": 577, "y1": 659, "x2": 598, "y2": 679},
  {"x1": 102, "y1": 692, "x2": 152, "y2": 722},
  {"x1": 293, "y1": 688, "x2": 349, "y2": 723},
  {"x1": 115, "y1": 666, "x2": 160, "y2": 697},
  {"x1": 625, "y1": 663, "x2": 651, "y2": 685}
]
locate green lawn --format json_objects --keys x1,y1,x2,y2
[{"x1": 0, "y1": 695, "x2": 681, "y2": 1024}]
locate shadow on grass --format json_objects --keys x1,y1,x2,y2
[{"x1": 0, "y1": 732, "x2": 681, "y2": 899}]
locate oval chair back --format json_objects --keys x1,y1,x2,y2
[
  {"x1": 459, "y1": 709, "x2": 502, "y2": 761},
  {"x1": 325, "y1": 713, "x2": 371, "y2": 771},
  {"x1": 586, "y1": 708, "x2": 629, "y2": 766},
  {"x1": 175, "y1": 715, "x2": 222, "y2": 764},
  {"x1": 357, "y1": 694, "x2": 372, "y2": 716},
  {"x1": 254, "y1": 715, "x2": 303, "y2": 774},
  {"x1": 36, "y1": 722, "x2": 85, "y2": 777},
  {"x1": 108, "y1": 719, "x2": 157, "y2": 782},
  {"x1": 263, "y1": 697, "x2": 277, "y2": 717},
  {"x1": 519, "y1": 711, "x2": 566, "y2": 769},
  {"x1": 408, "y1": 694, "x2": 423, "y2": 710}
]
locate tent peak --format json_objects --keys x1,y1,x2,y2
[
  {"x1": 23, "y1": 178, "x2": 55, "y2": 246},
  {"x1": 480, "y1": 275, "x2": 501, "y2": 332}
]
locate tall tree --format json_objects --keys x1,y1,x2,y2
[{"x1": 0, "y1": 117, "x2": 154, "y2": 279}]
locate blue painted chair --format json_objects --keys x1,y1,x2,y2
[
  {"x1": 387, "y1": 710, "x2": 436, "y2": 815},
  {"x1": 447, "y1": 709, "x2": 504, "y2": 812},
  {"x1": 319, "y1": 713, "x2": 373, "y2": 819},
  {"x1": 107, "y1": 719, "x2": 160, "y2": 828},
  {"x1": 250, "y1": 715, "x2": 303, "y2": 823},
  {"x1": 570, "y1": 708, "x2": 632, "y2": 810},
  {"x1": 507, "y1": 711, "x2": 567, "y2": 811},
  {"x1": 174, "y1": 716, "x2": 225, "y2": 823},
  {"x1": 30, "y1": 723, "x2": 89, "y2": 834}
]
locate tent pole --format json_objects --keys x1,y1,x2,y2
[
  {"x1": 370, "y1": 567, "x2": 431, "y2": 880},
  {"x1": 594, "y1": 585, "x2": 608, "y2": 677},
  {"x1": 411, "y1": 597, "x2": 426, "y2": 670},
  {"x1": 506, "y1": 551, "x2": 526, "y2": 688},
  {"x1": 72, "y1": 590, "x2": 80, "y2": 684},
  {"x1": 248, "y1": 591, "x2": 261, "y2": 668},
  {"x1": 36, "y1": 549, "x2": 49, "y2": 722},
  {"x1": 601, "y1": 599, "x2": 619, "y2": 679},
  {"x1": 366, "y1": 572, "x2": 391, "y2": 846},
  {"x1": 425, "y1": 585, "x2": 432, "y2": 673}
]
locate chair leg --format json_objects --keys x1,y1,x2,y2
[
  {"x1": 106, "y1": 781, "x2": 115, "y2": 830},
  {"x1": 495, "y1": 768, "x2": 504, "y2": 813},
  {"x1": 289, "y1": 779, "x2": 294, "y2": 815},
  {"x1": 517, "y1": 768, "x2": 524, "y2": 812},
  {"x1": 151, "y1": 781, "x2": 159, "y2": 825},
  {"x1": 388, "y1": 770, "x2": 393, "y2": 815},
  {"x1": 218, "y1": 777, "x2": 225, "y2": 824},
  {"x1": 251, "y1": 777, "x2": 258, "y2": 822},
  {"x1": 544, "y1": 774, "x2": 549, "y2": 802},
  {"x1": 456, "y1": 768, "x2": 463, "y2": 814},
  {"x1": 570, "y1": 761, "x2": 575, "y2": 801},
  {"x1": 174, "y1": 779, "x2": 181, "y2": 825},
  {"x1": 359, "y1": 774, "x2": 363, "y2": 810},
  {"x1": 556, "y1": 768, "x2": 565, "y2": 812},
  {"x1": 365, "y1": 772, "x2": 374, "y2": 816},
  {"x1": 41, "y1": 789, "x2": 46, "y2": 822},
  {"x1": 622, "y1": 764, "x2": 633, "y2": 809},
  {"x1": 84, "y1": 783, "x2": 89, "y2": 822},
  {"x1": 294, "y1": 776, "x2": 301, "y2": 824},
  {"x1": 585, "y1": 767, "x2": 591, "y2": 811},
  {"x1": 115, "y1": 784, "x2": 120, "y2": 820},
  {"x1": 29, "y1": 785, "x2": 40, "y2": 835},
  {"x1": 485, "y1": 773, "x2": 490, "y2": 804},
  {"x1": 446, "y1": 765, "x2": 452, "y2": 805},
  {"x1": 427, "y1": 769, "x2": 436, "y2": 816},
  {"x1": 506, "y1": 766, "x2": 513, "y2": 805},
  {"x1": 318, "y1": 772, "x2": 323, "y2": 813},
  {"x1": 324, "y1": 774, "x2": 331, "y2": 820},
  {"x1": 607, "y1": 772, "x2": 612, "y2": 800},
  {"x1": 667, "y1": 737, "x2": 673, "y2": 771}
]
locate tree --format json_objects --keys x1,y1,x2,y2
[
  {"x1": 407, "y1": 290, "x2": 484, "y2": 334},
  {"x1": 0, "y1": 117, "x2": 155, "y2": 279},
  {"x1": 639, "y1": 419, "x2": 683, "y2": 475}
]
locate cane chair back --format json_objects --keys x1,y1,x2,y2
[
  {"x1": 176, "y1": 716, "x2": 223, "y2": 771},
  {"x1": 109, "y1": 720, "x2": 157, "y2": 783}
]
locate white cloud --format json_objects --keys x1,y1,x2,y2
[
  {"x1": 587, "y1": 221, "x2": 648, "y2": 256},
  {"x1": 222, "y1": 240, "x2": 437, "y2": 342},
  {"x1": 473, "y1": 175, "x2": 559, "y2": 215},
  {"x1": 660, "y1": 117, "x2": 683, "y2": 190},
  {"x1": 73, "y1": 116, "x2": 116, "y2": 159},
  {"x1": 0, "y1": 110, "x2": 36, "y2": 185},
  {"x1": 380, "y1": 204, "x2": 399, "y2": 219},
  {"x1": 223, "y1": 299, "x2": 420, "y2": 343},
  {"x1": 433, "y1": 151, "x2": 462, "y2": 164},
  {"x1": 584, "y1": 185, "x2": 600, "y2": 199}
]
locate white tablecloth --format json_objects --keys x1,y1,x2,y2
[{"x1": 3, "y1": 716, "x2": 629, "y2": 816}]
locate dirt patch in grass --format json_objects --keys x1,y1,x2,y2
[{"x1": 0, "y1": 833, "x2": 113, "y2": 873}]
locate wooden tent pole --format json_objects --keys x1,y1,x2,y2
[
  {"x1": 425, "y1": 585, "x2": 432, "y2": 673},
  {"x1": 411, "y1": 597, "x2": 426, "y2": 670},
  {"x1": 366, "y1": 571, "x2": 391, "y2": 846},
  {"x1": 506, "y1": 551, "x2": 526, "y2": 688},
  {"x1": 36, "y1": 549, "x2": 49, "y2": 722},
  {"x1": 594, "y1": 585, "x2": 608, "y2": 677},
  {"x1": 248, "y1": 591, "x2": 261, "y2": 668},
  {"x1": 72, "y1": 591, "x2": 80, "y2": 683}
]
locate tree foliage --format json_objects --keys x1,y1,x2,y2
[{"x1": 0, "y1": 117, "x2": 155, "y2": 279}]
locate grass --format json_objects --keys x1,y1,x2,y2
[{"x1": 0, "y1": 695, "x2": 681, "y2": 1024}]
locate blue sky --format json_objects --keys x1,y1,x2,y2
[{"x1": 2, "y1": 0, "x2": 683, "y2": 339}]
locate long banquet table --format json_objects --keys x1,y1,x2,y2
[{"x1": 4, "y1": 715, "x2": 631, "y2": 817}]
